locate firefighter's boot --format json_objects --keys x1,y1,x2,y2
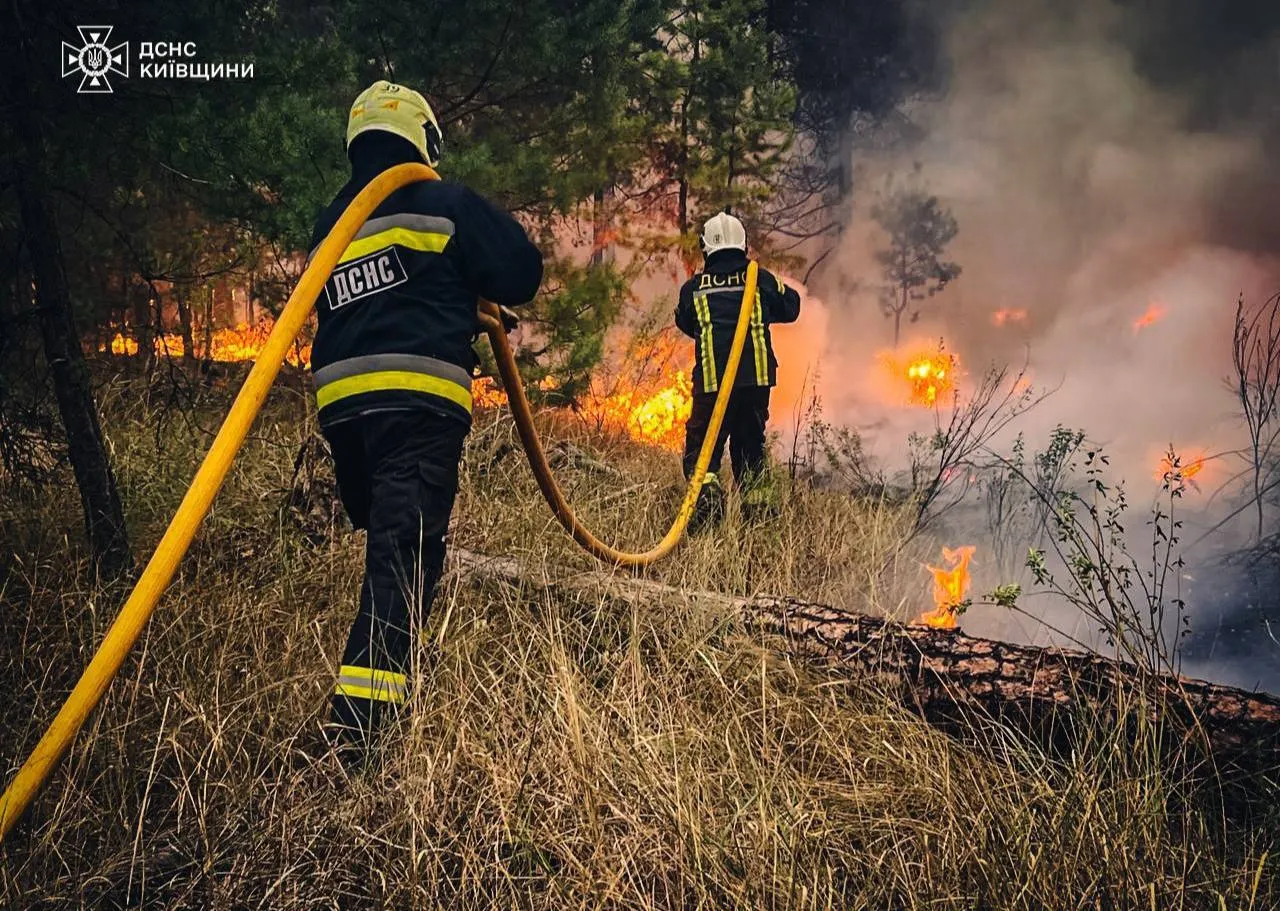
[
  {"x1": 689, "y1": 472, "x2": 725, "y2": 534},
  {"x1": 741, "y1": 473, "x2": 780, "y2": 525}
]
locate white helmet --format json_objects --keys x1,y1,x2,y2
[{"x1": 700, "y1": 211, "x2": 747, "y2": 255}]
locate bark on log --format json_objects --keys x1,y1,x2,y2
[{"x1": 449, "y1": 549, "x2": 1280, "y2": 782}]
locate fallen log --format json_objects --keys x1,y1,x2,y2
[{"x1": 449, "y1": 548, "x2": 1280, "y2": 786}]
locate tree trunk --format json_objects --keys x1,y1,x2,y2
[
  {"x1": 450, "y1": 548, "x2": 1280, "y2": 784},
  {"x1": 676, "y1": 20, "x2": 700, "y2": 245},
  {"x1": 201, "y1": 286, "x2": 213, "y2": 363},
  {"x1": 130, "y1": 281, "x2": 155, "y2": 371},
  {"x1": 175, "y1": 286, "x2": 196, "y2": 364},
  {"x1": 1, "y1": 6, "x2": 132, "y2": 580},
  {"x1": 591, "y1": 187, "x2": 611, "y2": 268}
]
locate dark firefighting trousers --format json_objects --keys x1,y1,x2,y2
[
  {"x1": 681, "y1": 386, "x2": 771, "y2": 487},
  {"x1": 322, "y1": 409, "x2": 468, "y2": 758}
]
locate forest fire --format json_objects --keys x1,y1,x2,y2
[
  {"x1": 474, "y1": 372, "x2": 692, "y2": 451},
  {"x1": 102, "y1": 322, "x2": 311, "y2": 368},
  {"x1": 880, "y1": 346, "x2": 958, "y2": 407},
  {"x1": 914, "y1": 545, "x2": 976, "y2": 630},
  {"x1": 103, "y1": 314, "x2": 694, "y2": 451}
]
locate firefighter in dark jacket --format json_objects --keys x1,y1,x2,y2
[
  {"x1": 308, "y1": 81, "x2": 542, "y2": 761},
  {"x1": 675, "y1": 212, "x2": 800, "y2": 528}
]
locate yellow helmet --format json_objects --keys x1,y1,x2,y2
[{"x1": 346, "y1": 80, "x2": 443, "y2": 167}]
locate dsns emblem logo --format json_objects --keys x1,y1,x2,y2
[{"x1": 62, "y1": 26, "x2": 129, "y2": 94}]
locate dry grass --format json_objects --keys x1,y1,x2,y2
[{"x1": 0, "y1": 371, "x2": 1276, "y2": 909}]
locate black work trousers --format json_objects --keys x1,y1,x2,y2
[
  {"x1": 681, "y1": 386, "x2": 771, "y2": 485},
  {"x1": 322, "y1": 409, "x2": 468, "y2": 755}
]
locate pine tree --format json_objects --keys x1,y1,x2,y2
[
  {"x1": 631, "y1": 0, "x2": 797, "y2": 273},
  {"x1": 871, "y1": 170, "x2": 962, "y2": 347}
]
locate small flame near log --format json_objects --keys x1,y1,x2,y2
[{"x1": 914, "y1": 545, "x2": 976, "y2": 630}]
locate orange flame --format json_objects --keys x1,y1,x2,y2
[
  {"x1": 109, "y1": 334, "x2": 139, "y2": 356},
  {"x1": 1155, "y1": 450, "x2": 1207, "y2": 490},
  {"x1": 472, "y1": 376, "x2": 510, "y2": 410},
  {"x1": 914, "y1": 545, "x2": 975, "y2": 630},
  {"x1": 102, "y1": 321, "x2": 311, "y2": 368},
  {"x1": 473, "y1": 335, "x2": 694, "y2": 451},
  {"x1": 472, "y1": 375, "x2": 561, "y2": 411},
  {"x1": 991, "y1": 308, "x2": 1027, "y2": 326},
  {"x1": 102, "y1": 318, "x2": 697, "y2": 451},
  {"x1": 880, "y1": 345, "x2": 958, "y2": 407},
  {"x1": 578, "y1": 335, "x2": 693, "y2": 450},
  {"x1": 1133, "y1": 302, "x2": 1167, "y2": 332}
]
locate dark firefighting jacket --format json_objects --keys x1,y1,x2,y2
[
  {"x1": 308, "y1": 132, "x2": 543, "y2": 429},
  {"x1": 675, "y1": 249, "x2": 801, "y2": 394}
]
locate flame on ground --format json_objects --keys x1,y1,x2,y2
[
  {"x1": 474, "y1": 335, "x2": 694, "y2": 452},
  {"x1": 579, "y1": 371, "x2": 693, "y2": 452},
  {"x1": 914, "y1": 545, "x2": 976, "y2": 630},
  {"x1": 579, "y1": 334, "x2": 693, "y2": 451},
  {"x1": 879, "y1": 345, "x2": 958, "y2": 407},
  {"x1": 1133, "y1": 302, "x2": 1167, "y2": 332},
  {"x1": 472, "y1": 375, "x2": 562, "y2": 410},
  {"x1": 102, "y1": 322, "x2": 311, "y2": 368}
]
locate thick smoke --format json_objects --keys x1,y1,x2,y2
[{"x1": 788, "y1": 0, "x2": 1280, "y2": 686}]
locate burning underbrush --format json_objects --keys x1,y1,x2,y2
[
  {"x1": 96, "y1": 317, "x2": 980, "y2": 459},
  {"x1": 100, "y1": 322, "x2": 312, "y2": 368},
  {"x1": 101, "y1": 319, "x2": 701, "y2": 452},
  {"x1": 474, "y1": 334, "x2": 696, "y2": 452}
]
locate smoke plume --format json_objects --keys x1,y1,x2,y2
[{"x1": 790, "y1": 0, "x2": 1280, "y2": 686}]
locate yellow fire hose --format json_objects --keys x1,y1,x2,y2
[
  {"x1": 477, "y1": 258, "x2": 757, "y2": 565},
  {"x1": 0, "y1": 162, "x2": 758, "y2": 843}
]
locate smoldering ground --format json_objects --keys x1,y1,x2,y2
[{"x1": 782, "y1": 0, "x2": 1280, "y2": 689}]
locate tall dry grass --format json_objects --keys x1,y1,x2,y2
[{"x1": 0, "y1": 371, "x2": 1275, "y2": 909}]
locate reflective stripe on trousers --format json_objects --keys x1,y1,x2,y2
[{"x1": 335, "y1": 664, "x2": 409, "y2": 704}]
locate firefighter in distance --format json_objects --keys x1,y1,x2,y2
[{"x1": 675, "y1": 212, "x2": 801, "y2": 528}]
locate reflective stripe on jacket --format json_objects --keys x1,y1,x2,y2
[
  {"x1": 307, "y1": 133, "x2": 543, "y2": 428},
  {"x1": 675, "y1": 249, "x2": 801, "y2": 394}
]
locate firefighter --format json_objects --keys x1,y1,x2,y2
[
  {"x1": 675, "y1": 212, "x2": 801, "y2": 529},
  {"x1": 308, "y1": 81, "x2": 542, "y2": 764}
]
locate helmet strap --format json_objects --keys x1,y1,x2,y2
[{"x1": 424, "y1": 121, "x2": 443, "y2": 166}]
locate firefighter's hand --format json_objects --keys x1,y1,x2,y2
[{"x1": 499, "y1": 305, "x2": 520, "y2": 332}]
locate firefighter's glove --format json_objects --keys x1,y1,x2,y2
[{"x1": 499, "y1": 305, "x2": 520, "y2": 332}]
